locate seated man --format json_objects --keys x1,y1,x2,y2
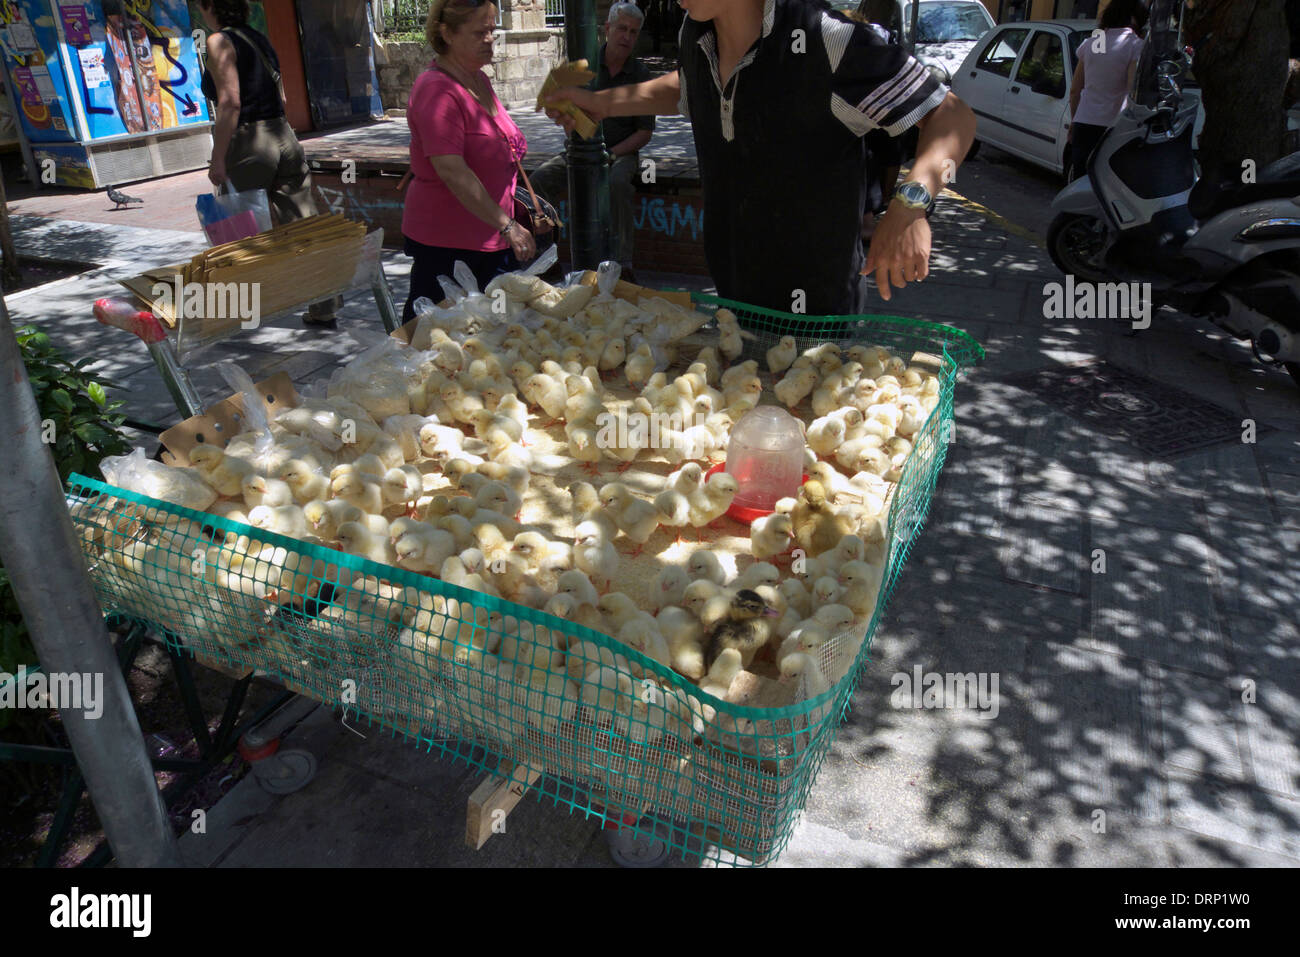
[{"x1": 531, "y1": 1, "x2": 654, "y2": 273}]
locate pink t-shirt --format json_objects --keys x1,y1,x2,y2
[{"x1": 402, "y1": 65, "x2": 527, "y2": 251}]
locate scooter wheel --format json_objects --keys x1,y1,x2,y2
[{"x1": 1047, "y1": 213, "x2": 1111, "y2": 284}]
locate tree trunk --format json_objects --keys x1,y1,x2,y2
[
  {"x1": 0, "y1": 171, "x2": 19, "y2": 291},
  {"x1": 1186, "y1": 0, "x2": 1289, "y2": 186}
]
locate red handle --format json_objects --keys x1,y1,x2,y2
[{"x1": 93, "y1": 297, "x2": 168, "y2": 344}]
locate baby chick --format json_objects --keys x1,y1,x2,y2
[
  {"x1": 664, "y1": 461, "x2": 704, "y2": 497},
  {"x1": 624, "y1": 343, "x2": 656, "y2": 390},
  {"x1": 477, "y1": 461, "x2": 529, "y2": 500},
  {"x1": 474, "y1": 479, "x2": 522, "y2": 521},
  {"x1": 551, "y1": 565, "x2": 597, "y2": 606},
  {"x1": 574, "y1": 520, "x2": 617, "y2": 593},
  {"x1": 686, "y1": 549, "x2": 727, "y2": 587},
  {"x1": 569, "y1": 481, "x2": 618, "y2": 540},
  {"x1": 773, "y1": 366, "x2": 818, "y2": 410},
  {"x1": 330, "y1": 471, "x2": 384, "y2": 517},
  {"x1": 381, "y1": 465, "x2": 424, "y2": 516},
  {"x1": 806, "y1": 415, "x2": 847, "y2": 459},
  {"x1": 779, "y1": 651, "x2": 832, "y2": 698},
  {"x1": 241, "y1": 474, "x2": 294, "y2": 510},
  {"x1": 750, "y1": 511, "x2": 794, "y2": 562},
  {"x1": 682, "y1": 579, "x2": 732, "y2": 629},
  {"x1": 189, "y1": 444, "x2": 254, "y2": 498},
  {"x1": 686, "y1": 472, "x2": 739, "y2": 539},
  {"x1": 278, "y1": 459, "x2": 331, "y2": 505},
  {"x1": 836, "y1": 560, "x2": 884, "y2": 619},
  {"x1": 337, "y1": 520, "x2": 397, "y2": 567},
  {"x1": 791, "y1": 480, "x2": 856, "y2": 558},
  {"x1": 766, "y1": 335, "x2": 798, "y2": 375},
  {"x1": 651, "y1": 565, "x2": 691, "y2": 613},
  {"x1": 656, "y1": 605, "x2": 707, "y2": 679},
  {"x1": 733, "y1": 561, "x2": 780, "y2": 592},
  {"x1": 704, "y1": 589, "x2": 778, "y2": 670},
  {"x1": 598, "y1": 482, "x2": 661, "y2": 555},
  {"x1": 246, "y1": 504, "x2": 310, "y2": 541}
]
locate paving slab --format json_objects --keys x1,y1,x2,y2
[
  {"x1": 1165, "y1": 769, "x2": 1300, "y2": 862},
  {"x1": 1023, "y1": 644, "x2": 1164, "y2": 825},
  {"x1": 1089, "y1": 560, "x2": 1230, "y2": 676}
]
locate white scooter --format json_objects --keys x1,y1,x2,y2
[{"x1": 1048, "y1": 26, "x2": 1300, "y2": 387}]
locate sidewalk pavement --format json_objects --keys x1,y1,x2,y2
[{"x1": 5, "y1": 118, "x2": 1299, "y2": 867}]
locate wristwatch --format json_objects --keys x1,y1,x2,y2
[
  {"x1": 499, "y1": 217, "x2": 516, "y2": 237},
  {"x1": 894, "y1": 180, "x2": 934, "y2": 212}
]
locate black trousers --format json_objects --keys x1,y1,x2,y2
[
  {"x1": 401, "y1": 236, "x2": 520, "y2": 322},
  {"x1": 1071, "y1": 122, "x2": 1108, "y2": 182}
]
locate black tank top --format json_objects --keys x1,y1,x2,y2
[{"x1": 200, "y1": 26, "x2": 284, "y2": 125}]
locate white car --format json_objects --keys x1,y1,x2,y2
[
  {"x1": 830, "y1": 0, "x2": 995, "y2": 85},
  {"x1": 952, "y1": 19, "x2": 1205, "y2": 178}
]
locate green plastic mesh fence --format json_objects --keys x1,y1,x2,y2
[{"x1": 64, "y1": 299, "x2": 980, "y2": 866}]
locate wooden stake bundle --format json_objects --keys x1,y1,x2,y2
[
  {"x1": 119, "y1": 214, "x2": 368, "y2": 331},
  {"x1": 535, "y1": 59, "x2": 599, "y2": 139}
]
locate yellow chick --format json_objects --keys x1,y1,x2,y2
[
  {"x1": 189, "y1": 444, "x2": 254, "y2": 498},
  {"x1": 240, "y1": 474, "x2": 294, "y2": 510},
  {"x1": 330, "y1": 472, "x2": 384, "y2": 516},
  {"x1": 381, "y1": 465, "x2": 423, "y2": 515},
  {"x1": 624, "y1": 343, "x2": 656, "y2": 390},
  {"x1": 751, "y1": 511, "x2": 794, "y2": 561},
  {"x1": 766, "y1": 335, "x2": 798, "y2": 375},
  {"x1": 773, "y1": 366, "x2": 819, "y2": 410},
  {"x1": 574, "y1": 520, "x2": 617, "y2": 593},
  {"x1": 597, "y1": 482, "x2": 661, "y2": 555},
  {"x1": 651, "y1": 565, "x2": 690, "y2": 612},
  {"x1": 836, "y1": 560, "x2": 884, "y2": 619},
  {"x1": 682, "y1": 580, "x2": 732, "y2": 629},
  {"x1": 686, "y1": 549, "x2": 727, "y2": 586},
  {"x1": 791, "y1": 480, "x2": 856, "y2": 558},
  {"x1": 686, "y1": 472, "x2": 739, "y2": 537},
  {"x1": 336, "y1": 520, "x2": 397, "y2": 567}
]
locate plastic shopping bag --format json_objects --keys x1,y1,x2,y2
[{"x1": 195, "y1": 180, "x2": 272, "y2": 246}]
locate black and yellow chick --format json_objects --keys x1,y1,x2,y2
[{"x1": 704, "y1": 589, "x2": 779, "y2": 671}]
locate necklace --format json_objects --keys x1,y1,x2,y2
[{"x1": 437, "y1": 58, "x2": 493, "y2": 114}]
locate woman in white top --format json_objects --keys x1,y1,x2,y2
[{"x1": 1068, "y1": 0, "x2": 1146, "y2": 181}]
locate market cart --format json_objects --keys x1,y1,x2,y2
[{"x1": 64, "y1": 282, "x2": 981, "y2": 866}]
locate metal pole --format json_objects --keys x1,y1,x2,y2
[
  {"x1": 908, "y1": 0, "x2": 919, "y2": 54},
  {"x1": 564, "y1": 0, "x2": 612, "y2": 269},
  {"x1": 0, "y1": 295, "x2": 181, "y2": 868}
]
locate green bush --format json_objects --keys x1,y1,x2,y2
[{"x1": 0, "y1": 326, "x2": 133, "y2": 728}]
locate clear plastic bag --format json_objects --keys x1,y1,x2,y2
[
  {"x1": 326, "y1": 331, "x2": 427, "y2": 420},
  {"x1": 101, "y1": 447, "x2": 218, "y2": 510},
  {"x1": 195, "y1": 180, "x2": 272, "y2": 246}
]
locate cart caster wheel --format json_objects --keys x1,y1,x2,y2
[
  {"x1": 605, "y1": 817, "x2": 671, "y2": 868},
  {"x1": 252, "y1": 748, "x2": 318, "y2": 795}
]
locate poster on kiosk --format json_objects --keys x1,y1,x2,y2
[{"x1": 1, "y1": 0, "x2": 209, "y2": 186}]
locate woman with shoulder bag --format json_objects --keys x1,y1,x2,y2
[
  {"x1": 198, "y1": 0, "x2": 339, "y2": 327},
  {"x1": 400, "y1": 0, "x2": 539, "y2": 321}
]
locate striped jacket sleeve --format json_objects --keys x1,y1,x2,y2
[{"x1": 821, "y1": 12, "x2": 949, "y2": 138}]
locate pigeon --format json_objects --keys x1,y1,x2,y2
[{"x1": 107, "y1": 186, "x2": 142, "y2": 210}]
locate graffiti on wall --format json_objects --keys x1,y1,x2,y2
[
  {"x1": 314, "y1": 182, "x2": 404, "y2": 233},
  {"x1": 551, "y1": 195, "x2": 705, "y2": 241}
]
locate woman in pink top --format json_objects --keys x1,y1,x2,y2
[
  {"x1": 1067, "y1": 0, "x2": 1146, "y2": 182},
  {"x1": 401, "y1": 0, "x2": 536, "y2": 321}
]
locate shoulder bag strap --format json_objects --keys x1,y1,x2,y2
[{"x1": 225, "y1": 25, "x2": 285, "y2": 100}]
